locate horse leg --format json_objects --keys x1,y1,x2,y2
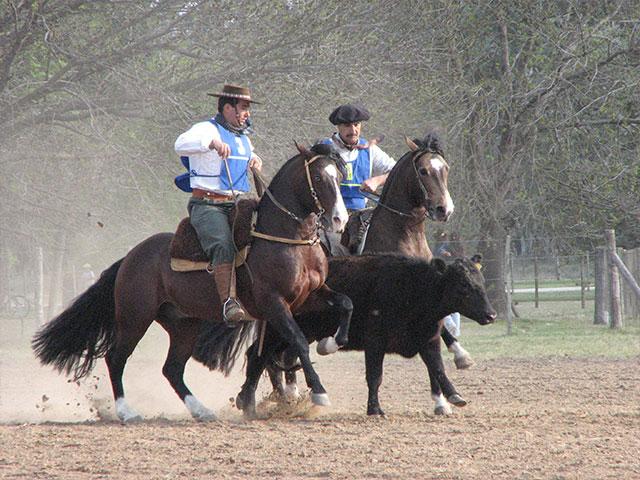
[
  {"x1": 156, "y1": 311, "x2": 217, "y2": 422},
  {"x1": 263, "y1": 296, "x2": 330, "y2": 406},
  {"x1": 364, "y1": 343, "x2": 386, "y2": 416},
  {"x1": 419, "y1": 337, "x2": 466, "y2": 416},
  {"x1": 440, "y1": 324, "x2": 474, "y2": 369},
  {"x1": 105, "y1": 324, "x2": 149, "y2": 423}
]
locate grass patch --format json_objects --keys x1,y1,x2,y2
[
  {"x1": 459, "y1": 300, "x2": 640, "y2": 360},
  {"x1": 513, "y1": 279, "x2": 588, "y2": 289}
]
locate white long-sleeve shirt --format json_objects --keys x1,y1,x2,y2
[
  {"x1": 174, "y1": 120, "x2": 255, "y2": 194},
  {"x1": 328, "y1": 133, "x2": 396, "y2": 176}
]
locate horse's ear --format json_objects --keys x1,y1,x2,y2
[
  {"x1": 294, "y1": 140, "x2": 309, "y2": 156},
  {"x1": 432, "y1": 258, "x2": 447, "y2": 273},
  {"x1": 404, "y1": 136, "x2": 419, "y2": 151}
]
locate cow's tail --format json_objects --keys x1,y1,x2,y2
[{"x1": 32, "y1": 259, "x2": 123, "y2": 381}]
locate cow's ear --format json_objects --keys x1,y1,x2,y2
[
  {"x1": 432, "y1": 258, "x2": 447, "y2": 273},
  {"x1": 470, "y1": 253, "x2": 483, "y2": 264}
]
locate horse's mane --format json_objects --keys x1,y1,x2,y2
[
  {"x1": 269, "y1": 142, "x2": 346, "y2": 188},
  {"x1": 379, "y1": 131, "x2": 445, "y2": 201}
]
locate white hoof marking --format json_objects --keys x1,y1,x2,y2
[
  {"x1": 116, "y1": 397, "x2": 143, "y2": 423},
  {"x1": 448, "y1": 341, "x2": 475, "y2": 369},
  {"x1": 432, "y1": 393, "x2": 452, "y2": 415},
  {"x1": 316, "y1": 336, "x2": 340, "y2": 355},
  {"x1": 311, "y1": 392, "x2": 331, "y2": 407},
  {"x1": 284, "y1": 383, "x2": 301, "y2": 402},
  {"x1": 184, "y1": 395, "x2": 217, "y2": 421}
]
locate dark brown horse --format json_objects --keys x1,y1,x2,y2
[
  {"x1": 262, "y1": 133, "x2": 474, "y2": 406},
  {"x1": 32, "y1": 143, "x2": 353, "y2": 422}
]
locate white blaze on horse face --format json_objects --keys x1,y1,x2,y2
[
  {"x1": 324, "y1": 164, "x2": 348, "y2": 232},
  {"x1": 429, "y1": 157, "x2": 455, "y2": 217}
]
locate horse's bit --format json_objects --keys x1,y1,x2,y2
[{"x1": 364, "y1": 149, "x2": 443, "y2": 220}]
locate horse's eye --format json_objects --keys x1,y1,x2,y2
[
  {"x1": 314, "y1": 175, "x2": 322, "y2": 182},
  {"x1": 419, "y1": 167, "x2": 429, "y2": 176}
]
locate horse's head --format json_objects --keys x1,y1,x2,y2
[
  {"x1": 293, "y1": 142, "x2": 349, "y2": 233},
  {"x1": 403, "y1": 133, "x2": 454, "y2": 222}
]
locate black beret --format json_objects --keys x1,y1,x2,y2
[{"x1": 328, "y1": 104, "x2": 370, "y2": 125}]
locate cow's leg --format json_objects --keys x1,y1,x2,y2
[
  {"x1": 419, "y1": 336, "x2": 466, "y2": 415},
  {"x1": 281, "y1": 347, "x2": 302, "y2": 401},
  {"x1": 266, "y1": 359, "x2": 286, "y2": 401},
  {"x1": 266, "y1": 347, "x2": 301, "y2": 402},
  {"x1": 441, "y1": 325, "x2": 474, "y2": 369},
  {"x1": 364, "y1": 344, "x2": 386, "y2": 416},
  {"x1": 237, "y1": 331, "x2": 285, "y2": 419},
  {"x1": 296, "y1": 285, "x2": 352, "y2": 355}
]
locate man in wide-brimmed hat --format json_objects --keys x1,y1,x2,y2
[
  {"x1": 320, "y1": 103, "x2": 395, "y2": 211},
  {"x1": 174, "y1": 84, "x2": 263, "y2": 323}
]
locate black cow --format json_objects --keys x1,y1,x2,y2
[{"x1": 236, "y1": 253, "x2": 496, "y2": 417}]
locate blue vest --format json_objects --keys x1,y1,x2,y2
[
  {"x1": 321, "y1": 137, "x2": 371, "y2": 210},
  {"x1": 174, "y1": 119, "x2": 252, "y2": 193}
]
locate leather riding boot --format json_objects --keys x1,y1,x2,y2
[{"x1": 212, "y1": 263, "x2": 246, "y2": 323}]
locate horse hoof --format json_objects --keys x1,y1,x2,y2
[
  {"x1": 434, "y1": 406, "x2": 451, "y2": 416},
  {"x1": 316, "y1": 337, "x2": 340, "y2": 356},
  {"x1": 311, "y1": 392, "x2": 331, "y2": 407},
  {"x1": 448, "y1": 394, "x2": 467, "y2": 407},
  {"x1": 454, "y1": 355, "x2": 475, "y2": 370},
  {"x1": 120, "y1": 413, "x2": 143, "y2": 423},
  {"x1": 284, "y1": 383, "x2": 301, "y2": 402},
  {"x1": 367, "y1": 406, "x2": 385, "y2": 416},
  {"x1": 195, "y1": 411, "x2": 218, "y2": 422}
]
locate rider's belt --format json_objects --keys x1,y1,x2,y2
[{"x1": 192, "y1": 189, "x2": 235, "y2": 202}]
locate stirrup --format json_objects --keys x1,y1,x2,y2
[{"x1": 223, "y1": 297, "x2": 246, "y2": 324}]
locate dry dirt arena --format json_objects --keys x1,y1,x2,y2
[{"x1": 1, "y1": 322, "x2": 639, "y2": 479}]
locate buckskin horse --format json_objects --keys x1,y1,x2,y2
[{"x1": 32, "y1": 143, "x2": 353, "y2": 422}]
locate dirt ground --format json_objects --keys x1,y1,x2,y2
[{"x1": 1, "y1": 321, "x2": 639, "y2": 479}]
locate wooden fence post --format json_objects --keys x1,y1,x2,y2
[
  {"x1": 533, "y1": 255, "x2": 539, "y2": 308},
  {"x1": 505, "y1": 234, "x2": 513, "y2": 335},
  {"x1": 621, "y1": 249, "x2": 639, "y2": 320},
  {"x1": 35, "y1": 246, "x2": 45, "y2": 326},
  {"x1": 594, "y1": 247, "x2": 608, "y2": 325},
  {"x1": 580, "y1": 255, "x2": 586, "y2": 309},
  {"x1": 605, "y1": 230, "x2": 622, "y2": 329}
]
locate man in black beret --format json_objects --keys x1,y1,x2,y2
[{"x1": 321, "y1": 103, "x2": 396, "y2": 211}]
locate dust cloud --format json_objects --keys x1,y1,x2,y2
[{"x1": 0, "y1": 320, "x2": 260, "y2": 424}]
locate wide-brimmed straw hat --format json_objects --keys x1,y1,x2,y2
[{"x1": 207, "y1": 84, "x2": 261, "y2": 104}]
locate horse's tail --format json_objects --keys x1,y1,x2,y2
[
  {"x1": 192, "y1": 321, "x2": 256, "y2": 376},
  {"x1": 32, "y1": 259, "x2": 123, "y2": 381}
]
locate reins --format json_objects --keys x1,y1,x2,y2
[
  {"x1": 363, "y1": 149, "x2": 435, "y2": 220},
  {"x1": 250, "y1": 154, "x2": 326, "y2": 245}
]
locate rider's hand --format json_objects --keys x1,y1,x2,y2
[
  {"x1": 360, "y1": 178, "x2": 379, "y2": 193},
  {"x1": 249, "y1": 155, "x2": 263, "y2": 172},
  {"x1": 209, "y1": 139, "x2": 231, "y2": 159}
]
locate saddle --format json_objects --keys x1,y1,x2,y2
[{"x1": 169, "y1": 197, "x2": 259, "y2": 272}]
